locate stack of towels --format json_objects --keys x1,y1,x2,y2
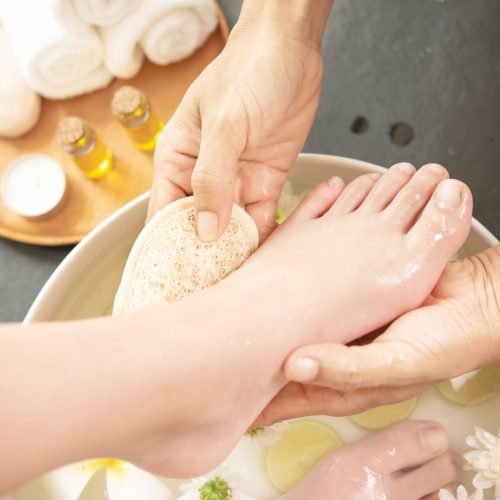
[{"x1": 0, "y1": 0, "x2": 218, "y2": 137}]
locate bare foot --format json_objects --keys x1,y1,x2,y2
[
  {"x1": 122, "y1": 164, "x2": 473, "y2": 477},
  {"x1": 247, "y1": 162, "x2": 473, "y2": 346},
  {"x1": 284, "y1": 244, "x2": 500, "y2": 394},
  {"x1": 284, "y1": 421, "x2": 457, "y2": 500}
]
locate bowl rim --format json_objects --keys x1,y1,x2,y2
[{"x1": 25, "y1": 153, "x2": 499, "y2": 323}]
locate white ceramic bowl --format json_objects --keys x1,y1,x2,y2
[{"x1": 22, "y1": 154, "x2": 499, "y2": 499}]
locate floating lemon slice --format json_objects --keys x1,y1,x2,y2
[
  {"x1": 349, "y1": 397, "x2": 418, "y2": 430},
  {"x1": 437, "y1": 364, "x2": 500, "y2": 405},
  {"x1": 264, "y1": 419, "x2": 343, "y2": 493}
]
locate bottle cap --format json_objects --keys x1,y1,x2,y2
[
  {"x1": 111, "y1": 86, "x2": 146, "y2": 120},
  {"x1": 57, "y1": 117, "x2": 86, "y2": 146}
]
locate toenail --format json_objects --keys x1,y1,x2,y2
[
  {"x1": 435, "y1": 180, "x2": 462, "y2": 210},
  {"x1": 395, "y1": 163, "x2": 415, "y2": 174},
  {"x1": 287, "y1": 357, "x2": 319, "y2": 382},
  {"x1": 424, "y1": 163, "x2": 447, "y2": 175},
  {"x1": 327, "y1": 176, "x2": 340, "y2": 188},
  {"x1": 419, "y1": 426, "x2": 448, "y2": 454}
]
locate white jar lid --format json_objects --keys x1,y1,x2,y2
[{"x1": 1, "y1": 154, "x2": 67, "y2": 218}]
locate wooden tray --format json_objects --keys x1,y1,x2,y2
[{"x1": 0, "y1": 5, "x2": 228, "y2": 246}]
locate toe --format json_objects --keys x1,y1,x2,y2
[
  {"x1": 326, "y1": 173, "x2": 380, "y2": 216},
  {"x1": 359, "y1": 162, "x2": 416, "y2": 212},
  {"x1": 287, "y1": 177, "x2": 345, "y2": 223},
  {"x1": 394, "y1": 453, "x2": 458, "y2": 499},
  {"x1": 363, "y1": 421, "x2": 449, "y2": 475},
  {"x1": 383, "y1": 163, "x2": 449, "y2": 230},
  {"x1": 405, "y1": 179, "x2": 473, "y2": 266}
]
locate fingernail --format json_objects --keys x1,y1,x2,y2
[
  {"x1": 395, "y1": 162, "x2": 415, "y2": 174},
  {"x1": 368, "y1": 173, "x2": 382, "y2": 180},
  {"x1": 419, "y1": 425, "x2": 448, "y2": 454},
  {"x1": 287, "y1": 357, "x2": 319, "y2": 382},
  {"x1": 425, "y1": 163, "x2": 447, "y2": 176},
  {"x1": 435, "y1": 180, "x2": 462, "y2": 210},
  {"x1": 197, "y1": 211, "x2": 218, "y2": 242},
  {"x1": 327, "y1": 176, "x2": 339, "y2": 187}
]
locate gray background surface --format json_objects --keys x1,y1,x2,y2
[{"x1": 1, "y1": 0, "x2": 499, "y2": 321}]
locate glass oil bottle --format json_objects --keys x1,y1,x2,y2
[
  {"x1": 57, "y1": 117, "x2": 112, "y2": 179},
  {"x1": 111, "y1": 85, "x2": 164, "y2": 152}
]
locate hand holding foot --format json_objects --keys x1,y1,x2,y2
[{"x1": 281, "y1": 244, "x2": 500, "y2": 413}]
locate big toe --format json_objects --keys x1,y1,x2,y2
[{"x1": 406, "y1": 179, "x2": 473, "y2": 267}]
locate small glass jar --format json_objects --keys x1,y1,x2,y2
[
  {"x1": 111, "y1": 85, "x2": 164, "y2": 152},
  {"x1": 57, "y1": 117, "x2": 112, "y2": 179}
]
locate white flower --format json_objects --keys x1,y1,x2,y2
[
  {"x1": 178, "y1": 463, "x2": 255, "y2": 500},
  {"x1": 47, "y1": 458, "x2": 172, "y2": 500},
  {"x1": 243, "y1": 422, "x2": 289, "y2": 448},
  {"x1": 438, "y1": 485, "x2": 483, "y2": 500},
  {"x1": 464, "y1": 426, "x2": 500, "y2": 491}
]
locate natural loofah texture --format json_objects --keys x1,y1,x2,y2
[{"x1": 113, "y1": 197, "x2": 259, "y2": 315}]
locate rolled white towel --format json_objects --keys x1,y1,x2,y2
[
  {"x1": 0, "y1": 28, "x2": 41, "y2": 138},
  {"x1": 0, "y1": 0, "x2": 112, "y2": 100},
  {"x1": 74, "y1": 0, "x2": 141, "y2": 27},
  {"x1": 101, "y1": 0, "x2": 218, "y2": 80}
]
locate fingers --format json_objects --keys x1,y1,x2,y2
[
  {"x1": 253, "y1": 381, "x2": 429, "y2": 427},
  {"x1": 245, "y1": 200, "x2": 277, "y2": 243},
  {"x1": 148, "y1": 99, "x2": 200, "y2": 222},
  {"x1": 147, "y1": 174, "x2": 187, "y2": 223},
  {"x1": 284, "y1": 339, "x2": 433, "y2": 391},
  {"x1": 192, "y1": 117, "x2": 246, "y2": 242},
  {"x1": 369, "y1": 421, "x2": 449, "y2": 473}
]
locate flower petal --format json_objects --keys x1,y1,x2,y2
[
  {"x1": 44, "y1": 462, "x2": 96, "y2": 500},
  {"x1": 471, "y1": 489, "x2": 484, "y2": 500},
  {"x1": 106, "y1": 463, "x2": 172, "y2": 500},
  {"x1": 438, "y1": 489, "x2": 456, "y2": 500},
  {"x1": 177, "y1": 491, "x2": 200, "y2": 500},
  {"x1": 464, "y1": 451, "x2": 490, "y2": 470},
  {"x1": 466, "y1": 436, "x2": 482, "y2": 449},
  {"x1": 450, "y1": 371, "x2": 480, "y2": 391},
  {"x1": 472, "y1": 472, "x2": 496, "y2": 489},
  {"x1": 473, "y1": 427, "x2": 498, "y2": 450}
]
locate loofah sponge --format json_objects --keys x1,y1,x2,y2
[{"x1": 113, "y1": 197, "x2": 259, "y2": 315}]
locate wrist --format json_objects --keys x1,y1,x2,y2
[{"x1": 232, "y1": 0, "x2": 334, "y2": 50}]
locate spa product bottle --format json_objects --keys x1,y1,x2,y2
[
  {"x1": 111, "y1": 85, "x2": 164, "y2": 151},
  {"x1": 57, "y1": 117, "x2": 112, "y2": 179}
]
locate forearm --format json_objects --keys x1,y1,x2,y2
[
  {"x1": 0, "y1": 315, "x2": 166, "y2": 491},
  {"x1": 0, "y1": 272, "x2": 306, "y2": 492},
  {"x1": 234, "y1": 0, "x2": 334, "y2": 49}
]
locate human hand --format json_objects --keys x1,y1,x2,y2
[
  {"x1": 261, "y1": 245, "x2": 500, "y2": 423},
  {"x1": 149, "y1": 24, "x2": 324, "y2": 242}
]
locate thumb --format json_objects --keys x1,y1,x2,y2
[
  {"x1": 284, "y1": 341, "x2": 426, "y2": 391},
  {"x1": 191, "y1": 120, "x2": 245, "y2": 242}
]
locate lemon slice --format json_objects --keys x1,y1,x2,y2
[
  {"x1": 264, "y1": 419, "x2": 343, "y2": 493},
  {"x1": 437, "y1": 364, "x2": 500, "y2": 405},
  {"x1": 349, "y1": 397, "x2": 418, "y2": 430}
]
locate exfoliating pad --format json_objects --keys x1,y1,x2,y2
[{"x1": 113, "y1": 196, "x2": 259, "y2": 315}]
